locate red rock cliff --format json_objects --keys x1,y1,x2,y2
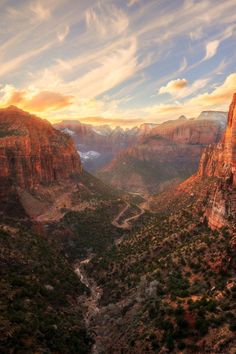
[
  {"x1": 198, "y1": 93, "x2": 236, "y2": 229},
  {"x1": 0, "y1": 106, "x2": 81, "y2": 197}
]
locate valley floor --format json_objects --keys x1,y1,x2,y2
[{"x1": 1, "y1": 176, "x2": 236, "y2": 354}]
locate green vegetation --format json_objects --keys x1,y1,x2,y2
[
  {"x1": 0, "y1": 122, "x2": 26, "y2": 138},
  {"x1": 0, "y1": 225, "x2": 91, "y2": 353},
  {"x1": 85, "y1": 178, "x2": 236, "y2": 352},
  {"x1": 50, "y1": 201, "x2": 126, "y2": 261}
]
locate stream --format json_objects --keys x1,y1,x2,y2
[
  {"x1": 75, "y1": 256, "x2": 102, "y2": 354},
  {"x1": 74, "y1": 199, "x2": 148, "y2": 353}
]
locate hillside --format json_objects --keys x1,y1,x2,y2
[{"x1": 0, "y1": 222, "x2": 92, "y2": 353}]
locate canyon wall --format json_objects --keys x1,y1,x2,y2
[
  {"x1": 0, "y1": 106, "x2": 81, "y2": 199},
  {"x1": 198, "y1": 94, "x2": 236, "y2": 229}
]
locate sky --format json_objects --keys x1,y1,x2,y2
[{"x1": 0, "y1": 0, "x2": 236, "y2": 127}]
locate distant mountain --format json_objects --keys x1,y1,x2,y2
[
  {"x1": 197, "y1": 110, "x2": 227, "y2": 125},
  {"x1": 54, "y1": 120, "x2": 158, "y2": 171},
  {"x1": 98, "y1": 111, "x2": 227, "y2": 194}
]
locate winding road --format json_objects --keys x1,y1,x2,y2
[{"x1": 111, "y1": 200, "x2": 146, "y2": 230}]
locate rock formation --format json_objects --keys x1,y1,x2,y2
[
  {"x1": 147, "y1": 115, "x2": 226, "y2": 144},
  {"x1": 99, "y1": 114, "x2": 226, "y2": 194},
  {"x1": 198, "y1": 94, "x2": 236, "y2": 228},
  {"x1": 0, "y1": 106, "x2": 81, "y2": 200},
  {"x1": 54, "y1": 120, "x2": 158, "y2": 171}
]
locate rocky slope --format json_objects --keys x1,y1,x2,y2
[
  {"x1": 85, "y1": 172, "x2": 236, "y2": 353},
  {"x1": 99, "y1": 113, "x2": 227, "y2": 194},
  {"x1": 198, "y1": 94, "x2": 236, "y2": 229}
]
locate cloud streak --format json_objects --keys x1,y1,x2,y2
[{"x1": 85, "y1": 2, "x2": 129, "y2": 37}]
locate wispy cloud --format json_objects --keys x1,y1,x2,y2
[
  {"x1": 67, "y1": 38, "x2": 138, "y2": 98},
  {"x1": 57, "y1": 25, "x2": 70, "y2": 42},
  {"x1": 0, "y1": 43, "x2": 53, "y2": 78},
  {"x1": 127, "y1": 0, "x2": 139, "y2": 7},
  {"x1": 85, "y1": 2, "x2": 129, "y2": 37},
  {"x1": 30, "y1": 1, "x2": 51, "y2": 21},
  {"x1": 0, "y1": 0, "x2": 235, "y2": 125},
  {"x1": 203, "y1": 40, "x2": 220, "y2": 61}
]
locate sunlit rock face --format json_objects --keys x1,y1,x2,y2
[
  {"x1": 147, "y1": 115, "x2": 226, "y2": 145},
  {"x1": 223, "y1": 93, "x2": 236, "y2": 185},
  {"x1": 0, "y1": 106, "x2": 81, "y2": 198},
  {"x1": 198, "y1": 93, "x2": 236, "y2": 229},
  {"x1": 99, "y1": 115, "x2": 226, "y2": 194}
]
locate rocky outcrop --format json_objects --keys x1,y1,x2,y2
[
  {"x1": 198, "y1": 94, "x2": 236, "y2": 229},
  {"x1": 0, "y1": 106, "x2": 81, "y2": 200},
  {"x1": 55, "y1": 120, "x2": 139, "y2": 153}
]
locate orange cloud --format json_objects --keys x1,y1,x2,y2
[
  {"x1": 6, "y1": 90, "x2": 26, "y2": 106},
  {"x1": 190, "y1": 73, "x2": 236, "y2": 107},
  {"x1": 159, "y1": 78, "x2": 188, "y2": 95},
  {"x1": 5, "y1": 90, "x2": 73, "y2": 112},
  {"x1": 79, "y1": 116, "x2": 143, "y2": 127},
  {"x1": 145, "y1": 72, "x2": 236, "y2": 123}
]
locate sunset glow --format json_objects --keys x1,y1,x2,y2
[{"x1": 0, "y1": 0, "x2": 236, "y2": 126}]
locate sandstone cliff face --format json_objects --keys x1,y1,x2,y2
[
  {"x1": 0, "y1": 106, "x2": 81, "y2": 199},
  {"x1": 198, "y1": 94, "x2": 236, "y2": 229},
  {"x1": 148, "y1": 117, "x2": 225, "y2": 145},
  {"x1": 99, "y1": 116, "x2": 226, "y2": 194},
  {"x1": 55, "y1": 120, "x2": 139, "y2": 153}
]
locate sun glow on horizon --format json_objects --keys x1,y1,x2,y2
[{"x1": 0, "y1": 0, "x2": 236, "y2": 127}]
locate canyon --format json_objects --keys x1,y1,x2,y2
[
  {"x1": 0, "y1": 97, "x2": 235, "y2": 353},
  {"x1": 82, "y1": 95, "x2": 236, "y2": 353}
]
